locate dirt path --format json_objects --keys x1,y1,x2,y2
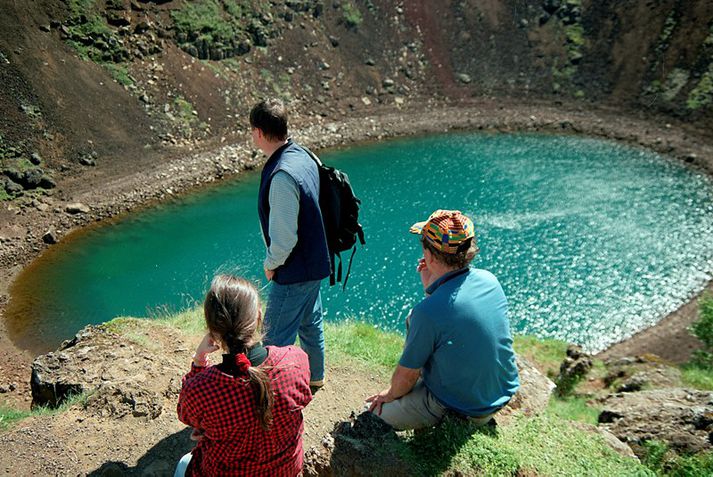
[
  {"x1": 0, "y1": 363, "x2": 383, "y2": 476},
  {"x1": 0, "y1": 320, "x2": 386, "y2": 476}
]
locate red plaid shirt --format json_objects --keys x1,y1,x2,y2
[{"x1": 177, "y1": 345, "x2": 312, "y2": 477}]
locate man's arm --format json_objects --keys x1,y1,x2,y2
[
  {"x1": 264, "y1": 171, "x2": 299, "y2": 278},
  {"x1": 366, "y1": 365, "x2": 421, "y2": 415}
]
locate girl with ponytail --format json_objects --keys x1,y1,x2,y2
[{"x1": 175, "y1": 275, "x2": 312, "y2": 477}]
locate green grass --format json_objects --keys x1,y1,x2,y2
[
  {"x1": 171, "y1": 0, "x2": 236, "y2": 44},
  {"x1": 64, "y1": 0, "x2": 126, "y2": 63},
  {"x1": 0, "y1": 406, "x2": 31, "y2": 430},
  {"x1": 66, "y1": 0, "x2": 98, "y2": 18},
  {"x1": 513, "y1": 334, "x2": 568, "y2": 377},
  {"x1": 203, "y1": 60, "x2": 224, "y2": 77},
  {"x1": 705, "y1": 25, "x2": 713, "y2": 48},
  {"x1": 680, "y1": 363, "x2": 713, "y2": 390},
  {"x1": 16, "y1": 158, "x2": 34, "y2": 171},
  {"x1": 324, "y1": 321, "x2": 402, "y2": 370},
  {"x1": 258, "y1": 68, "x2": 292, "y2": 100},
  {"x1": 398, "y1": 414, "x2": 650, "y2": 476},
  {"x1": 17, "y1": 309, "x2": 713, "y2": 475},
  {"x1": 103, "y1": 63, "x2": 134, "y2": 87},
  {"x1": 686, "y1": 66, "x2": 713, "y2": 110},
  {"x1": 342, "y1": 2, "x2": 363, "y2": 29},
  {"x1": 660, "y1": 68, "x2": 690, "y2": 102},
  {"x1": 0, "y1": 393, "x2": 89, "y2": 431},
  {"x1": 157, "y1": 307, "x2": 206, "y2": 335},
  {"x1": 565, "y1": 24, "x2": 585, "y2": 47},
  {"x1": 546, "y1": 395, "x2": 601, "y2": 425},
  {"x1": 104, "y1": 308, "x2": 206, "y2": 337}
]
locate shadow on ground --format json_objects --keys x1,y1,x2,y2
[
  {"x1": 305, "y1": 411, "x2": 486, "y2": 476},
  {"x1": 88, "y1": 428, "x2": 192, "y2": 477}
]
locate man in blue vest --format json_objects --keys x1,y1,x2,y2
[
  {"x1": 367, "y1": 210, "x2": 520, "y2": 429},
  {"x1": 251, "y1": 99, "x2": 331, "y2": 388}
]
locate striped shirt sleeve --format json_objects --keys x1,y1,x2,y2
[{"x1": 264, "y1": 171, "x2": 300, "y2": 271}]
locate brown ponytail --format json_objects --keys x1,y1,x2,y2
[{"x1": 204, "y1": 275, "x2": 274, "y2": 430}]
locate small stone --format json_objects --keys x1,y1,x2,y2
[
  {"x1": 456, "y1": 73, "x2": 472, "y2": 84},
  {"x1": 43, "y1": 229, "x2": 58, "y2": 244},
  {"x1": 39, "y1": 24, "x2": 51, "y2": 32},
  {"x1": 0, "y1": 385, "x2": 8, "y2": 393},
  {"x1": 329, "y1": 35, "x2": 340, "y2": 47},
  {"x1": 382, "y1": 78, "x2": 395, "y2": 88},
  {"x1": 39, "y1": 175, "x2": 56, "y2": 189},
  {"x1": 319, "y1": 60, "x2": 330, "y2": 70},
  {"x1": 9, "y1": 383, "x2": 17, "y2": 391},
  {"x1": 66, "y1": 203, "x2": 91, "y2": 214},
  {"x1": 30, "y1": 152, "x2": 42, "y2": 165},
  {"x1": 365, "y1": 58, "x2": 376, "y2": 66},
  {"x1": 79, "y1": 155, "x2": 96, "y2": 167},
  {"x1": 361, "y1": 96, "x2": 372, "y2": 106}
]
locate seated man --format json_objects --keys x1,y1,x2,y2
[{"x1": 367, "y1": 210, "x2": 520, "y2": 430}]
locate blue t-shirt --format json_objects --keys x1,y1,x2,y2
[{"x1": 399, "y1": 268, "x2": 520, "y2": 416}]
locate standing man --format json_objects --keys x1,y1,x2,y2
[
  {"x1": 251, "y1": 99, "x2": 331, "y2": 389},
  {"x1": 367, "y1": 210, "x2": 520, "y2": 430}
]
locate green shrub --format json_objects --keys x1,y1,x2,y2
[
  {"x1": 342, "y1": 2, "x2": 363, "y2": 28},
  {"x1": 171, "y1": 0, "x2": 236, "y2": 44},
  {"x1": 641, "y1": 440, "x2": 713, "y2": 476},
  {"x1": 689, "y1": 295, "x2": 713, "y2": 366},
  {"x1": 103, "y1": 63, "x2": 133, "y2": 87},
  {"x1": 680, "y1": 295, "x2": 713, "y2": 390},
  {"x1": 687, "y1": 65, "x2": 713, "y2": 110}
]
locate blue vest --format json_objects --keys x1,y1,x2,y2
[{"x1": 258, "y1": 140, "x2": 330, "y2": 285}]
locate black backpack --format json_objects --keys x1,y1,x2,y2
[{"x1": 305, "y1": 148, "x2": 365, "y2": 289}]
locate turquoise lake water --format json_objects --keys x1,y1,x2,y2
[{"x1": 6, "y1": 133, "x2": 713, "y2": 352}]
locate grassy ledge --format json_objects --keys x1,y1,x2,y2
[{"x1": 5, "y1": 304, "x2": 713, "y2": 475}]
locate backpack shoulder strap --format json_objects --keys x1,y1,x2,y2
[{"x1": 302, "y1": 145, "x2": 323, "y2": 167}]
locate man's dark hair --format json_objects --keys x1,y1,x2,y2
[
  {"x1": 249, "y1": 99, "x2": 288, "y2": 141},
  {"x1": 422, "y1": 237, "x2": 478, "y2": 269}
]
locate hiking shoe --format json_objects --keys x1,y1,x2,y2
[{"x1": 309, "y1": 379, "x2": 324, "y2": 394}]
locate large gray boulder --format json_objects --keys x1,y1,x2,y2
[
  {"x1": 30, "y1": 324, "x2": 185, "y2": 409},
  {"x1": 598, "y1": 388, "x2": 713, "y2": 455}
]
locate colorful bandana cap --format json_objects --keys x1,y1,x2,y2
[{"x1": 409, "y1": 210, "x2": 475, "y2": 254}]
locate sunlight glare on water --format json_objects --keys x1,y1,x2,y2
[{"x1": 6, "y1": 133, "x2": 713, "y2": 353}]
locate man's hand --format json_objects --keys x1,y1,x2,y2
[
  {"x1": 193, "y1": 332, "x2": 220, "y2": 366},
  {"x1": 366, "y1": 388, "x2": 394, "y2": 415},
  {"x1": 264, "y1": 268, "x2": 275, "y2": 281},
  {"x1": 365, "y1": 365, "x2": 420, "y2": 415}
]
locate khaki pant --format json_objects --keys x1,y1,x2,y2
[{"x1": 375, "y1": 379, "x2": 495, "y2": 431}]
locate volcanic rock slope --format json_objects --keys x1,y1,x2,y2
[{"x1": 0, "y1": 0, "x2": 712, "y2": 202}]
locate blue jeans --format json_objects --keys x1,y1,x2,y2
[{"x1": 264, "y1": 279, "x2": 324, "y2": 382}]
